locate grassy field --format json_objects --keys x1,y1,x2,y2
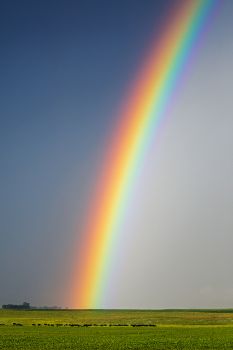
[{"x1": 1, "y1": 309, "x2": 233, "y2": 349}]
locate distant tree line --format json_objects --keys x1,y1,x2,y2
[
  {"x1": 2, "y1": 302, "x2": 30, "y2": 310},
  {"x1": 1, "y1": 302, "x2": 63, "y2": 310}
]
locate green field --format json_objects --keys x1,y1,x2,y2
[{"x1": 1, "y1": 309, "x2": 233, "y2": 349}]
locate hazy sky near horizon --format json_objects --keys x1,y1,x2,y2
[{"x1": 0, "y1": 0, "x2": 233, "y2": 308}]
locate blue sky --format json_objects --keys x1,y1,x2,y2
[{"x1": 0, "y1": 0, "x2": 233, "y2": 308}]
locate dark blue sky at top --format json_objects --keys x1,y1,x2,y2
[
  {"x1": 0, "y1": 0, "x2": 176, "y2": 305},
  {"x1": 0, "y1": 0, "x2": 175, "y2": 178}
]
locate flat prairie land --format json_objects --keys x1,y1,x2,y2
[{"x1": 0, "y1": 309, "x2": 233, "y2": 349}]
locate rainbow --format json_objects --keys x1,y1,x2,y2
[{"x1": 71, "y1": 0, "x2": 217, "y2": 309}]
